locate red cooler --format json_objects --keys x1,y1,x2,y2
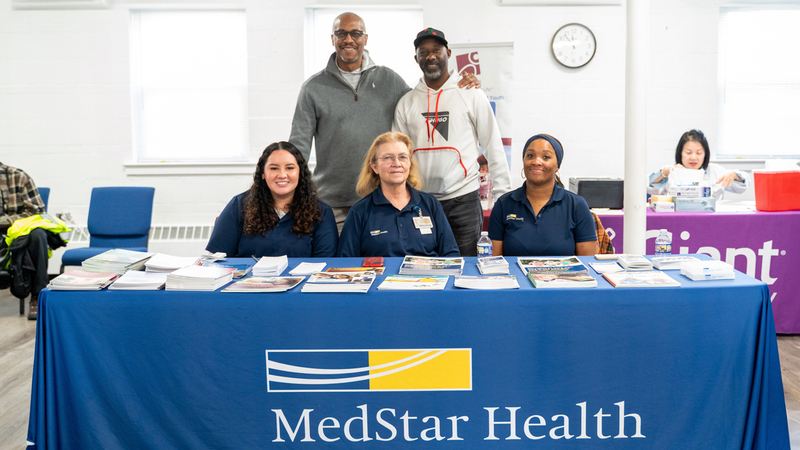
[{"x1": 753, "y1": 170, "x2": 800, "y2": 211}]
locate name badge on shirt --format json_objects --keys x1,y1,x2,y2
[{"x1": 413, "y1": 216, "x2": 433, "y2": 235}]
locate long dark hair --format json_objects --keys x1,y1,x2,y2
[
  {"x1": 243, "y1": 141, "x2": 320, "y2": 237},
  {"x1": 675, "y1": 129, "x2": 710, "y2": 170}
]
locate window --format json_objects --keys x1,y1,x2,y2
[
  {"x1": 717, "y1": 7, "x2": 800, "y2": 158},
  {"x1": 130, "y1": 10, "x2": 249, "y2": 163},
  {"x1": 305, "y1": 7, "x2": 423, "y2": 91}
]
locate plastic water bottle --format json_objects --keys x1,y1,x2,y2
[
  {"x1": 477, "y1": 231, "x2": 493, "y2": 257},
  {"x1": 654, "y1": 229, "x2": 672, "y2": 257}
]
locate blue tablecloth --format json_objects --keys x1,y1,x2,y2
[{"x1": 27, "y1": 257, "x2": 789, "y2": 449}]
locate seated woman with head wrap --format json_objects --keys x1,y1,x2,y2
[
  {"x1": 488, "y1": 134, "x2": 597, "y2": 256},
  {"x1": 337, "y1": 132, "x2": 459, "y2": 258}
]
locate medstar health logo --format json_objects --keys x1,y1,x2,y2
[
  {"x1": 421, "y1": 112, "x2": 450, "y2": 140},
  {"x1": 266, "y1": 349, "x2": 472, "y2": 392}
]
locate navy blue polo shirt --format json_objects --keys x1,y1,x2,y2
[
  {"x1": 488, "y1": 182, "x2": 596, "y2": 256},
  {"x1": 206, "y1": 192, "x2": 338, "y2": 258},
  {"x1": 338, "y1": 185, "x2": 460, "y2": 257}
]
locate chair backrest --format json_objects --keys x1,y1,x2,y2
[
  {"x1": 87, "y1": 187, "x2": 155, "y2": 248},
  {"x1": 592, "y1": 212, "x2": 615, "y2": 255},
  {"x1": 38, "y1": 187, "x2": 50, "y2": 212}
]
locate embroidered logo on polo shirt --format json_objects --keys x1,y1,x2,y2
[
  {"x1": 370, "y1": 230, "x2": 387, "y2": 237},
  {"x1": 506, "y1": 214, "x2": 524, "y2": 222},
  {"x1": 265, "y1": 349, "x2": 472, "y2": 392}
]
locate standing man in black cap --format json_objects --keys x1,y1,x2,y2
[
  {"x1": 290, "y1": 15, "x2": 481, "y2": 232},
  {"x1": 393, "y1": 28, "x2": 511, "y2": 256}
]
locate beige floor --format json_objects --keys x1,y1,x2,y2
[{"x1": 1, "y1": 292, "x2": 799, "y2": 450}]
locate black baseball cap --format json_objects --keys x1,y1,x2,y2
[{"x1": 414, "y1": 27, "x2": 448, "y2": 49}]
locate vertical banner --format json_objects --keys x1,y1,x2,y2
[
  {"x1": 449, "y1": 43, "x2": 514, "y2": 209},
  {"x1": 449, "y1": 42, "x2": 514, "y2": 166}
]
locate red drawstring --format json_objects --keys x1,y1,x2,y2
[{"x1": 425, "y1": 89, "x2": 443, "y2": 146}]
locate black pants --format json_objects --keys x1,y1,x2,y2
[
  {"x1": 439, "y1": 190, "x2": 483, "y2": 257},
  {"x1": 26, "y1": 228, "x2": 50, "y2": 296}
]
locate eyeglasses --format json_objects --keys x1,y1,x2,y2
[
  {"x1": 333, "y1": 30, "x2": 365, "y2": 40},
  {"x1": 376, "y1": 154, "x2": 410, "y2": 164}
]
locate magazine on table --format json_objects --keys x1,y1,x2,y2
[
  {"x1": 377, "y1": 275, "x2": 448, "y2": 290},
  {"x1": 301, "y1": 271, "x2": 376, "y2": 293},
  {"x1": 516, "y1": 256, "x2": 589, "y2": 275},
  {"x1": 222, "y1": 276, "x2": 304, "y2": 293},
  {"x1": 603, "y1": 271, "x2": 681, "y2": 288},
  {"x1": 398, "y1": 256, "x2": 464, "y2": 275},
  {"x1": 48, "y1": 269, "x2": 119, "y2": 290},
  {"x1": 527, "y1": 272, "x2": 597, "y2": 288}
]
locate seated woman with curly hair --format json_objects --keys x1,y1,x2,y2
[{"x1": 206, "y1": 141, "x2": 338, "y2": 257}]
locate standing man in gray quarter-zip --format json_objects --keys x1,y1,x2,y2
[{"x1": 289, "y1": 12, "x2": 478, "y2": 232}]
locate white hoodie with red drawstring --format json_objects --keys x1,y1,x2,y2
[{"x1": 392, "y1": 69, "x2": 511, "y2": 202}]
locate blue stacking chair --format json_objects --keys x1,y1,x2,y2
[
  {"x1": 38, "y1": 187, "x2": 50, "y2": 212},
  {"x1": 60, "y1": 187, "x2": 155, "y2": 270}
]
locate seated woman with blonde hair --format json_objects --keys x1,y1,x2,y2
[
  {"x1": 488, "y1": 134, "x2": 597, "y2": 256},
  {"x1": 338, "y1": 132, "x2": 459, "y2": 257}
]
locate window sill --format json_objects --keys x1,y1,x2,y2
[{"x1": 124, "y1": 161, "x2": 254, "y2": 176}]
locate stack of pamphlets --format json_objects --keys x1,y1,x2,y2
[
  {"x1": 589, "y1": 262, "x2": 624, "y2": 273},
  {"x1": 517, "y1": 256, "x2": 589, "y2": 276},
  {"x1": 651, "y1": 255, "x2": 701, "y2": 270},
  {"x1": 301, "y1": 271, "x2": 376, "y2": 293},
  {"x1": 616, "y1": 255, "x2": 654, "y2": 271},
  {"x1": 326, "y1": 266, "x2": 385, "y2": 275},
  {"x1": 48, "y1": 269, "x2": 119, "y2": 290},
  {"x1": 109, "y1": 271, "x2": 168, "y2": 290},
  {"x1": 602, "y1": 271, "x2": 681, "y2": 288},
  {"x1": 253, "y1": 256, "x2": 288, "y2": 276},
  {"x1": 398, "y1": 256, "x2": 464, "y2": 276},
  {"x1": 527, "y1": 272, "x2": 597, "y2": 288},
  {"x1": 289, "y1": 262, "x2": 327, "y2": 276},
  {"x1": 222, "y1": 276, "x2": 304, "y2": 293},
  {"x1": 144, "y1": 253, "x2": 201, "y2": 273},
  {"x1": 165, "y1": 265, "x2": 236, "y2": 291},
  {"x1": 454, "y1": 275, "x2": 520, "y2": 290},
  {"x1": 377, "y1": 275, "x2": 448, "y2": 290},
  {"x1": 82, "y1": 249, "x2": 154, "y2": 274},
  {"x1": 477, "y1": 256, "x2": 509, "y2": 274},
  {"x1": 680, "y1": 260, "x2": 735, "y2": 281}
]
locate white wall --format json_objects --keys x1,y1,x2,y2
[{"x1": 0, "y1": 0, "x2": 738, "y2": 235}]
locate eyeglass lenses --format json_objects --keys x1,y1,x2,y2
[
  {"x1": 380, "y1": 155, "x2": 409, "y2": 163},
  {"x1": 334, "y1": 30, "x2": 364, "y2": 39}
]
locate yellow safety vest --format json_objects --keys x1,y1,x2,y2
[{"x1": 4, "y1": 214, "x2": 72, "y2": 258}]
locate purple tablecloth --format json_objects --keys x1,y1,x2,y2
[{"x1": 597, "y1": 209, "x2": 800, "y2": 334}]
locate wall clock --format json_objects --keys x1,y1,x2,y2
[{"x1": 551, "y1": 23, "x2": 596, "y2": 68}]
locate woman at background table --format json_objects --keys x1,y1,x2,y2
[
  {"x1": 338, "y1": 132, "x2": 459, "y2": 257},
  {"x1": 488, "y1": 134, "x2": 597, "y2": 257},
  {"x1": 206, "y1": 141, "x2": 338, "y2": 257},
  {"x1": 648, "y1": 129, "x2": 750, "y2": 201}
]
